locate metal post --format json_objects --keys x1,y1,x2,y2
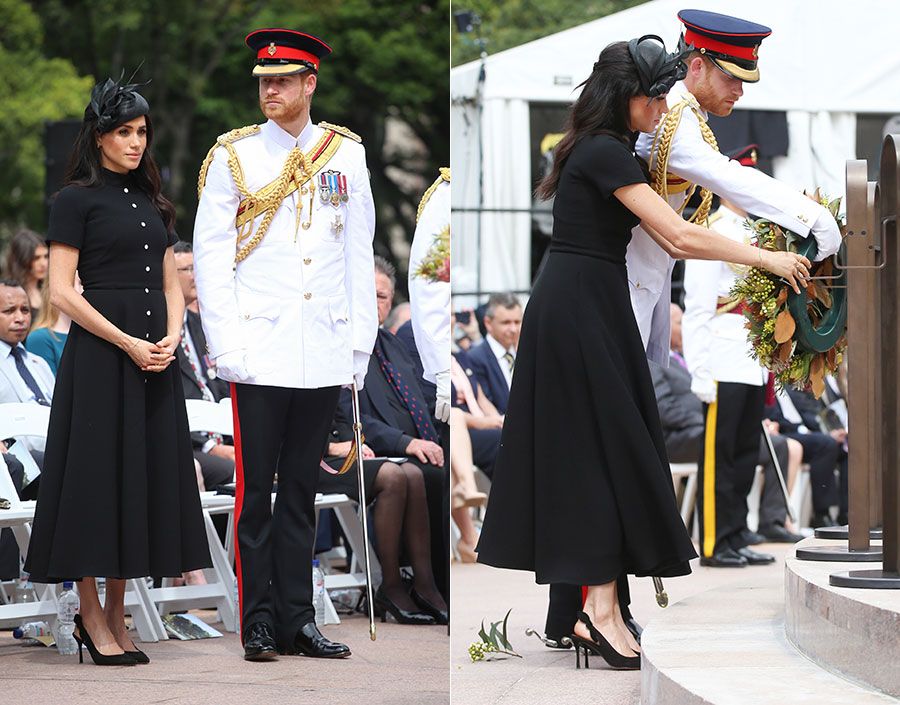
[
  {"x1": 831, "y1": 134, "x2": 900, "y2": 588},
  {"x1": 797, "y1": 161, "x2": 882, "y2": 561}
]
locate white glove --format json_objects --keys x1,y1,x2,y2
[
  {"x1": 435, "y1": 369, "x2": 451, "y2": 423},
  {"x1": 809, "y1": 206, "x2": 842, "y2": 261},
  {"x1": 215, "y1": 349, "x2": 250, "y2": 382},
  {"x1": 691, "y1": 374, "x2": 717, "y2": 405},
  {"x1": 352, "y1": 351, "x2": 370, "y2": 390}
]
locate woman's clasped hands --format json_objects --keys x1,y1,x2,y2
[{"x1": 125, "y1": 334, "x2": 179, "y2": 372}]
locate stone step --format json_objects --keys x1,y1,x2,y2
[
  {"x1": 785, "y1": 537, "x2": 900, "y2": 697},
  {"x1": 640, "y1": 567, "x2": 897, "y2": 704}
]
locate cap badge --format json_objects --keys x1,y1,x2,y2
[
  {"x1": 752, "y1": 45, "x2": 759, "y2": 58},
  {"x1": 267, "y1": 42, "x2": 277, "y2": 56}
]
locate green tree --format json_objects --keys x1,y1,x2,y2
[
  {"x1": 25, "y1": 0, "x2": 449, "y2": 289},
  {"x1": 451, "y1": 0, "x2": 646, "y2": 66},
  {"x1": 0, "y1": 0, "x2": 93, "y2": 234}
]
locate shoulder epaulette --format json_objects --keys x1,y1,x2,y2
[
  {"x1": 318, "y1": 121, "x2": 362, "y2": 143},
  {"x1": 216, "y1": 124, "x2": 261, "y2": 144},
  {"x1": 197, "y1": 125, "x2": 261, "y2": 199},
  {"x1": 416, "y1": 168, "x2": 450, "y2": 224}
]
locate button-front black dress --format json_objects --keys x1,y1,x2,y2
[
  {"x1": 25, "y1": 168, "x2": 211, "y2": 582},
  {"x1": 476, "y1": 135, "x2": 698, "y2": 585}
]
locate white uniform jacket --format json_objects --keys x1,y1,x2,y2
[
  {"x1": 627, "y1": 81, "x2": 838, "y2": 367},
  {"x1": 682, "y1": 206, "x2": 768, "y2": 389},
  {"x1": 408, "y1": 177, "x2": 450, "y2": 384},
  {"x1": 193, "y1": 118, "x2": 377, "y2": 389}
]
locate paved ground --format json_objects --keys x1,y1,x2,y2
[
  {"x1": 0, "y1": 610, "x2": 449, "y2": 705},
  {"x1": 450, "y1": 542, "x2": 795, "y2": 705}
]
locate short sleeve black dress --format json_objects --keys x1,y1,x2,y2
[
  {"x1": 476, "y1": 135, "x2": 697, "y2": 585},
  {"x1": 25, "y1": 168, "x2": 211, "y2": 583}
]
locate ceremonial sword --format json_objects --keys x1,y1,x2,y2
[{"x1": 350, "y1": 381, "x2": 377, "y2": 640}]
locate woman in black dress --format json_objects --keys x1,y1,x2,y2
[
  {"x1": 25, "y1": 78, "x2": 211, "y2": 665},
  {"x1": 318, "y1": 393, "x2": 448, "y2": 625},
  {"x1": 475, "y1": 37, "x2": 810, "y2": 669}
]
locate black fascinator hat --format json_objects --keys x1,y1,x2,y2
[
  {"x1": 84, "y1": 73, "x2": 150, "y2": 133},
  {"x1": 627, "y1": 35, "x2": 688, "y2": 98}
]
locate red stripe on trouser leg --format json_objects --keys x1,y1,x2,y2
[
  {"x1": 230, "y1": 383, "x2": 246, "y2": 639},
  {"x1": 581, "y1": 585, "x2": 588, "y2": 606}
]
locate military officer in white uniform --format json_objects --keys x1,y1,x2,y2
[
  {"x1": 627, "y1": 9, "x2": 842, "y2": 367},
  {"x1": 683, "y1": 145, "x2": 777, "y2": 567},
  {"x1": 408, "y1": 168, "x2": 450, "y2": 422},
  {"x1": 193, "y1": 28, "x2": 376, "y2": 662}
]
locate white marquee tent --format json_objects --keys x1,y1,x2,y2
[{"x1": 450, "y1": 0, "x2": 900, "y2": 298}]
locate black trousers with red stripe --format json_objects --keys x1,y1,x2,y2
[
  {"x1": 231, "y1": 382, "x2": 340, "y2": 646},
  {"x1": 697, "y1": 382, "x2": 766, "y2": 557}
]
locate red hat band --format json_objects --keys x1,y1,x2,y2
[
  {"x1": 257, "y1": 45, "x2": 320, "y2": 70},
  {"x1": 684, "y1": 28, "x2": 757, "y2": 61}
]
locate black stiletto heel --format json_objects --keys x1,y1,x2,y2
[
  {"x1": 410, "y1": 588, "x2": 449, "y2": 625},
  {"x1": 570, "y1": 611, "x2": 641, "y2": 671},
  {"x1": 72, "y1": 614, "x2": 136, "y2": 666},
  {"x1": 373, "y1": 587, "x2": 435, "y2": 625}
]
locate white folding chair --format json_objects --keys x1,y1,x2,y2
[
  {"x1": 147, "y1": 398, "x2": 239, "y2": 632},
  {"x1": 0, "y1": 402, "x2": 166, "y2": 642},
  {"x1": 670, "y1": 462, "x2": 699, "y2": 529}
]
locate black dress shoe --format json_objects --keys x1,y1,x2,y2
[
  {"x1": 735, "y1": 546, "x2": 776, "y2": 565},
  {"x1": 758, "y1": 523, "x2": 803, "y2": 543},
  {"x1": 243, "y1": 622, "x2": 278, "y2": 661},
  {"x1": 410, "y1": 587, "x2": 448, "y2": 625},
  {"x1": 281, "y1": 623, "x2": 351, "y2": 658},
  {"x1": 699, "y1": 547, "x2": 748, "y2": 567},
  {"x1": 375, "y1": 586, "x2": 435, "y2": 625},
  {"x1": 740, "y1": 529, "x2": 767, "y2": 546}
]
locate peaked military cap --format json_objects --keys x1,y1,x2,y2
[
  {"x1": 245, "y1": 28, "x2": 332, "y2": 77},
  {"x1": 678, "y1": 9, "x2": 772, "y2": 83},
  {"x1": 727, "y1": 143, "x2": 759, "y2": 167}
]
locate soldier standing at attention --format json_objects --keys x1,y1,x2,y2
[{"x1": 193, "y1": 28, "x2": 377, "y2": 661}]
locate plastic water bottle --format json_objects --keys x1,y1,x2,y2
[
  {"x1": 14, "y1": 572, "x2": 35, "y2": 605},
  {"x1": 312, "y1": 559, "x2": 326, "y2": 625},
  {"x1": 13, "y1": 621, "x2": 52, "y2": 639},
  {"x1": 56, "y1": 582, "x2": 80, "y2": 655}
]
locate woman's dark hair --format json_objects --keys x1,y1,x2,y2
[
  {"x1": 536, "y1": 41, "x2": 644, "y2": 200},
  {"x1": 3, "y1": 228, "x2": 47, "y2": 286},
  {"x1": 64, "y1": 112, "x2": 177, "y2": 233}
]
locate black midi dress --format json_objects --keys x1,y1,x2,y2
[
  {"x1": 24, "y1": 168, "x2": 211, "y2": 583},
  {"x1": 476, "y1": 135, "x2": 698, "y2": 585}
]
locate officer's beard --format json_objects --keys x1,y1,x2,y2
[{"x1": 260, "y1": 79, "x2": 312, "y2": 125}]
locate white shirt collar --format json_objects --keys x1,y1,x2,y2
[
  {"x1": 668, "y1": 81, "x2": 708, "y2": 121},
  {"x1": 486, "y1": 334, "x2": 513, "y2": 361},
  {"x1": 261, "y1": 118, "x2": 316, "y2": 151},
  {"x1": 0, "y1": 339, "x2": 16, "y2": 358}
]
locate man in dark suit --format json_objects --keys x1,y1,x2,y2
[
  {"x1": 466, "y1": 292, "x2": 521, "y2": 414},
  {"x1": 766, "y1": 384, "x2": 848, "y2": 527},
  {"x1": 173, "y1": 242, "x2": 233, "y2": 491},
  {"x1": 357, "y1": 257, "x2": 448, "y2": 598}
]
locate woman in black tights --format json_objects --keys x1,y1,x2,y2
[{"x1": 318, "y1": 393, "x2": 448, "y2": 625}]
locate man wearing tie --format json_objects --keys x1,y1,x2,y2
[
  {"x1": 0, "y1": 280, "x2": 55, "y2": 456},
  {"x1": 466, "y1": 293, "x2": 521, "y2": 414}
]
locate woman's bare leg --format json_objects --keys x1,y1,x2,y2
[
  {"x1": 103, "y1": 578, "x2": 137, "y2": 652},
  {"x1": 77, "y1": 577, "x2": 125, "y2": 655},
  {"x1": 575, "y1": 581, "x2": 636, "y2": 656}
]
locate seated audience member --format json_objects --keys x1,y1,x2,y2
[
  {"x1": 172, "y1": 242, "x2": 234, "y2": 492},
  {"x1": 0, "y1": 280, "x2": 54, "y2": 460},
  {"x1": 394, "y1": 318, "x2": 437, "y2": 415},
  {"x1": 25, "y1": 275, "x2": 80, "y2": 374},
  {"x1": 766, "y1": 385, "x2": 848, "y2": 527},
  {"x1": 0, "y1": 448, "x2": 30, "y2": 579},
  {"x1": 2, "y1": 229, "x2": 48, "y2": 321},
  {"x1": 357, "y1": 257, "x2": 448, "y2": 598},
  {"x1": 384, "y1": 301, "x2": 411, "y2": 335},
  {"x1": 652, "y1": 304, "x2": 802, "y2": 541},
  {"x1": 466, "y1": 293, "x2": 522, "y2": 414},
  {"x1": 453, "y1": 307, "x2": 481, "y2": 352},
  {"x1": 319, "y1": 391, "x2": 447, "y2": 624}
]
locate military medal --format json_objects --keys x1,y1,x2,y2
[
  {"x1": 319, "y1": 172, "x2": 330, "y2": 203},
  {"x1": 338, "y1": 174, "x2": 349, "y2": 203},
  {"x1": 332, "y1": 213, "x2": 344, "y2": 234}
]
